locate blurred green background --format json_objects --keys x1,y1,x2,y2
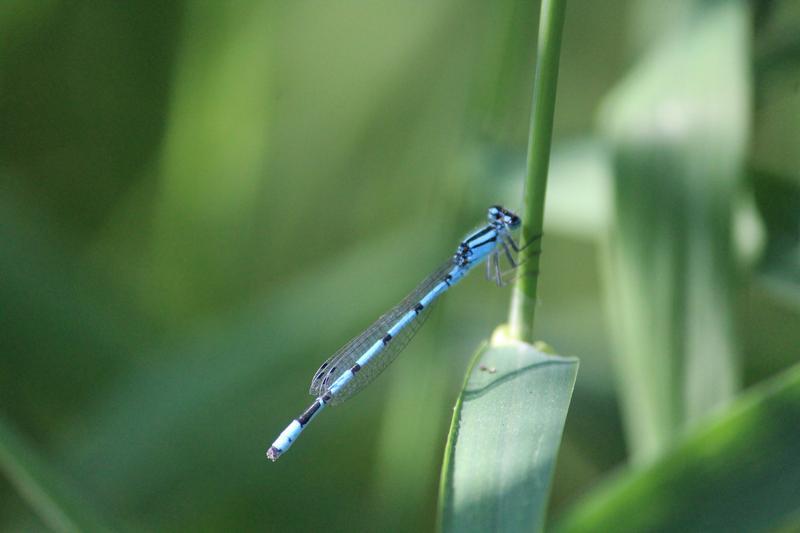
[{"x1": 1, "y1": 0, "x2": 799, "y2": 531}]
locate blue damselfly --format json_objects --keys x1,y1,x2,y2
[{"x1": 267, "y1": 205, "x2": 535, "y2": 461}]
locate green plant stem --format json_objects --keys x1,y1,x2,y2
[
  {"x1": 0, "y1": 416, "x2": 111, "y2": 532},
  {"x1": 508, "y1": 0, "x2": 568, "y2": 343}
]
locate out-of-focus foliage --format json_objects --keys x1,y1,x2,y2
[
  {"x1": 1, "y1": 0, "x2": 798, "y2": 531},
  {"x1": 0, "y1": 416, "x2": 112, "y2": 532},
  {"x1": 555, "y1": 362, "x2": 800, "y2": 533},
  {"x1": 600, "y1": 0, "x2": 748, "y2": 462}
]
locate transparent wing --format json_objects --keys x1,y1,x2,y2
[
  {"x1": 309, "y1": 258, "x2": 455, "y2": 403},
  {"x1": 330, "y1": 303, "x2": 433, "y2": 404}
]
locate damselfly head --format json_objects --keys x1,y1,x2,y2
[{"x1": 488, "y1": 205, "x2": 521, "y2": 229}]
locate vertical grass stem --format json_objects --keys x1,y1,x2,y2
[{"x1": 508, "y1": 0, "x2": 568, "y2": 342}]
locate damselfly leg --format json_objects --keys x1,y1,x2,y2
[{"x1": 487, "y1": 233, "x2": 543, "y2": 286}]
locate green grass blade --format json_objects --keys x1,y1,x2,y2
[
  {"x1": 438, "y1": 334, "x2": 578, "y2": 533},
  {"x1": 555, "y1": 362, "x2": 800, "y2": 533},
  {"x1": 599, "y1": 0, "x2": 749, "y2": 461},
  {"x1": 0, "y1": 416, "x2": 113, "y2": 533}
]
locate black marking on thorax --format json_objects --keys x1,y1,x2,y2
[
  {"x1": 464, "y1": 225, "x2": 493, "y2": 245},
  {"x1": 382, "y1": 334, "x2": 393, "y2": 345},
  {"x1": 471, "y1": 233, "x2": 498, "y2": 249}
]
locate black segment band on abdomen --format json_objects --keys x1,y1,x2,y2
[{"x1": 298, "y1": 400, "x2": 322, "y2": 426}]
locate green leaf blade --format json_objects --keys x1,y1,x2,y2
[
  {"x1": 555, "y1": 362, "x2": 800, "y2": 533},
  {"x1": 0, "y1": 416, "x2": 114, "y2": 533},
  {"x1": 598, "y1": 0, "x2": 750, "y2": 461},
  {"x1": 438, "y1": 338, "x2": 578, "y2": 533}
]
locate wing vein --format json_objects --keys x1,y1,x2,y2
[{"x1": 308, "y1": 258, "x2": 455, "y2": 403}]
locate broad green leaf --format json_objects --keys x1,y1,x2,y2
[
  {"x1": 555, "y1": 362, "x2": 800, "y2": 533},
  {"x1": 599, "y1": 0, "x2": 749, "y2": 461},
  {"x1": 0, "y1": 416, "x2": 113, "y2": 533},
  {"x1": 438, "y1": 333, "x2": 578, "y2": 533}
]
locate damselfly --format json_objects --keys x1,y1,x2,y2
[{"x1": 267, "y1": 205, "x2": 536, "y2": 461}]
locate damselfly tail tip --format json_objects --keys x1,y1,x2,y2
[{"x1": 266, "y1": 446, "x2": 283, "y2": 462}]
